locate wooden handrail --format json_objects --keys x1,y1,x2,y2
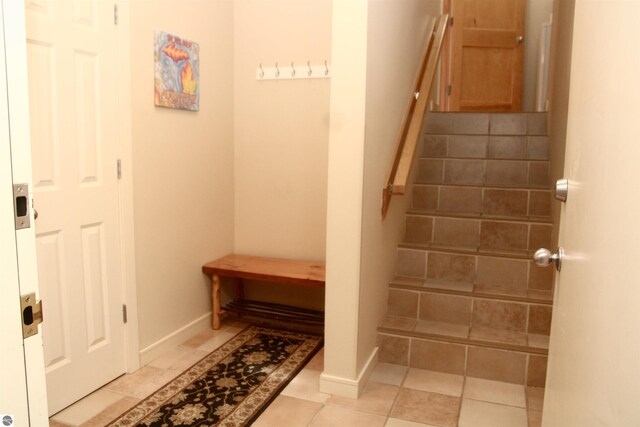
[{"x1": 382, "y1": 14, "x2": 449, "y2": 219}]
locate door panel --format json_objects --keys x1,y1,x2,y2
[
  {"x1": 448, "y1": 0, "x2": 525, "y2": 111},
  {"x1": 25, "y1": 0, "x2": 125, "y2": 414},
  {"x1": 542, "y1": 1, "x2": 640, "y2": 424}
]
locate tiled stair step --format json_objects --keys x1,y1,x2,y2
[
  {"x1": 413, "y1": 184, "x2": 552, "y2": 218},
  {"x1": 382, "y1": 281, "x2": 552, "y2": 352},
  {"x1": 405, "y1": 213, "x2": 552, "y2": 254},
  {"x1": 399, "y1": 241, "x2": 543, "y2": 259},
  {"x1": 407, "y1": 209, "x2": 551, "y2": 224},
  {"x1": 396, "y1": 247, "x2": 554, "y2": 297},
  {"x1": 390, "y1": 276, "x2": 552, "y2": 305},
  {"x1": 425, "y1": 112, "x2": 548, "y2": 137},
  {"x1": 376, "y1": 329, "x2": 549, "y2": 388},
  {"x1": 416, "y1": 158, "x2": 550, "y2": 189},
  {"x1": 420, "y1": 135, "x2": 548, "y2": 162},
  {"x1": 378, "y1": 318, "x2": 549, "y2": 355}
]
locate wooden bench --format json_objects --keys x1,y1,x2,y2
[{"x1": 202, "y1": 254, "x2": 326, "y2": 329}]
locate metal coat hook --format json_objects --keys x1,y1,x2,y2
[
  {"x1": 275, "y1": 62, "x2": 280, "y2": 77},
  {"x1": 291, "y1": 61, "x2": 296, "y2": 77},
  {"x1": 307, "y1": 61, "x2": 312, "y2": 76},
  {"x1": 259, "y1": 63, "x2": 265, "y2": 78},
  {"x1": 324, "y1": 60, "x2": 329, "y2": 76}
]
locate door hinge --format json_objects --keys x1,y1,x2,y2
[
  {"x1": 21, "y1": 293, "x2": 43, "y2": 339},
  {"x1": 114, "y1": 4, "x2": 118, "y2": 25},
  {"x1": 449, "y1": 16, "x2": 454, "y2": 27},
  {"x1": 122, "y1": 304, "x2": 128, "y2": 323},
  {"x1": 117, "y1": 159, "x2": 122, "y2": 179},
  {"x1": 446, "y1": 85, "x2": 452, "y2": 96}
]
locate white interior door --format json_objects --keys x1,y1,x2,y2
[
  {"x1": 24, "y1": 0, "x2": 126, "y2": 414},
  {"x1": 2, "y1": 0, "x2": 49, "y2": 424},
  {"x1": 542, "y1": 1, "x2": 640, "y2": 425}
]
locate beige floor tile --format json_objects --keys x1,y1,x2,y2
[
  {"x1": 528, "y1": 409, "x2": 543, "y2": 427},
  {"x1": 459, "y1": 399, "x2": 527, "y2": 427},
  {"x1": 253, "y1": 395, "x2": 323, "y2": 427},
  {"x1": 463, "y1": 377, "x2": 526, "y2": 407},
  {"x1": 50, "y1": 387, "x2": 125, "y2": 426},
  {"x1": 80, "y1": 397, "x2": 140, "y2": 427},
  {"x1": 370, "y1": 363, "x2": 408, "y2": 386},
  {"x1": 385, "y1": 418, "x2": 438, "y2": 427},
  {"x1": 390, "y1": 388, "x2": 460, "y2": 427},
  {"x1": 281, "y1": 368, "x2": 331, "y2": 403},
  {"x1": 147, "y1": 344, "x2": 196, "y2": 369},
  {"x1": 527, "y1": 387, "x2": 545, "y2": 411},
  {"x1": 166, "y1": 347, "x2": 210, "y2": 372},
  {"x1": 105, "y1": 366, "x2": 181, "y2": 399},
  {"x1": 49, "y1": 420, "x2": 74, "y2": 427},
  {"x1": 402, "y1": 368, "x2": 464, "y2": 397},
  {"x1": 310, "y1": 405, "x2": 387, "y2": 427},
  {"x1": 326, "y1": 382, "x2": 399, "y2": 415},
  {"x1": 181, "y1": 327, "x2": 218, "y2": 348},
  {"x1": 305, "y1": 348, "x2": 325, "y2": 371},
  {"x1": 197, "y1": 330, "x2": 239, "y2": 352}
]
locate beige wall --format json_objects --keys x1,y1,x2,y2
[
  {"x1": 321, "y1": 0, "x2": 441, "y2": 397},
  {"x1": 358, "y1": 0, "x2": 440, "y2": 372},
  {"x1": 522, "y1": 0, "x2": 554, "y2": 111},
  {"x1": 130, "y1": 0, "x2": 235, "y2": 351},
  {"x1": 547, "y1": 0, "x2": 575, "y2": 245},
  {"x1": 233, "y1": 0, "x2": 331, "y2": 261}
]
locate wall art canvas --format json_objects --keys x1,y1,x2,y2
[{"x1": 154, "y1": 31, "x2": 200, "y2": 111}]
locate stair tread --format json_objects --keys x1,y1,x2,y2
[
  {"x1": 399, "y1": 241, "x2": 536, "y2": 260},
  {"x1": 390, "y1": 277, "x2": 553, "y2": 304},
  {"x1": 379, "y1": 316, "x2": 549, "y2": 354},
  {"x1": 406, "y1": 209, "x2": 552, "y2": 224},
  {"x1": 419, "y1": 155, "x2": 549, "y2": 162},
  {"x1": 414, "y1": 180, "x2": 550, "y2": 190}
]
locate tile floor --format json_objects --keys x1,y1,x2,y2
[{"x1": 49, "y1": 320, "x2": 544, "y2": 427}]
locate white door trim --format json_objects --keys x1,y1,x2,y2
[{"x1": 113, "y1": 2, "x2": 140, "y2": 374}]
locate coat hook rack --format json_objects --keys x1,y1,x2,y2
[{"x1": 256, "y1": 59, "x2": 331, "y2": 81}]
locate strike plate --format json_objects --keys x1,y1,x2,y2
[{"x1": 21, "y1": 293, "x2": 43, "y2": 339}]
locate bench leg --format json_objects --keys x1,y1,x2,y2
[{"x1": 212, "y1": 274, "x2": 222, "y2": 330}]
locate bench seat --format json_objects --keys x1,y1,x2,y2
[{"x1": 202, "y1": 254, "x2": 326, "y2": 329}]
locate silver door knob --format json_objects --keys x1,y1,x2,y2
[
  {"x1": 516, "y1": 35, "x2": 524, "y2": 44},
  {"x1": 555, "y1": 178, "x2": 569, "y2": 202},
  {"x1": 533, "y1": 247, "x2": 564, "y2": 272}
]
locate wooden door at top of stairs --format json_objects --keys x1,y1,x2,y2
[
  {"x1": 446, "y1": 0, "x2": 525, "y2": 111},
  {"x1": 25, "y1": 0, "x2": 126, "y2": 414}
]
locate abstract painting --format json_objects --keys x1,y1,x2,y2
[{"x1": 154, "y1": 31, "x2": 200, "y2": 111}]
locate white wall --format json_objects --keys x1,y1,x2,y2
[
  {"x1": 358, "y1": 0, "x2": 440, "y2": 372},
  {"x1": 130, "y1": 0, "x2": 235, "y2": 352},
  {"x1": 233, "y1": 0, "x2": 331, "y2": 262},
  {"x1": 522, "y1": 0, "x2": 554, "y2": 111}
]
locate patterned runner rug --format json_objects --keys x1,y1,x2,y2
[{"x1": 108, "y1": 326, "x2": 323, "y2": 427}]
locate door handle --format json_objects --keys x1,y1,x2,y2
[
  {"x1": 555, "y1": 178, "x2": 569, "y2": 202},
  {"x1": 516, "y1": 35, "x2": 524, "y2": 44},
  {"x1": 533, "y1": 247, "x2": 564, "y2": 272}
]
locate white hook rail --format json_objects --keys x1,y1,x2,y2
[{"x1": 256, "y1": 60, "x2": 331, "y2": 80}]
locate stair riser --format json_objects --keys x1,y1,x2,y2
[
  {"x1": 387, "y1": 289, "x2": 552, "y2": 337},
  {"x1": 377, "y1": 332, "x2": 547, "y2": 387},
  {"x1": 417, "y1": 158, "x2": 549, "y2": 189},
  {"x1": 424, "y1": 134, "x2": 549, "y2": 161},
  {"x1": 405, "y1": 216, "x2": 552, "y2": 252},
  {"x1": 425, "y1": 112, "x2": 547, "y2": 136},
  {"x1": 413, "y1": 185, "x2": 551, "y2": 218},
  {"x1": 397, "y1": 249, "x2": 554, "y2": 291}
]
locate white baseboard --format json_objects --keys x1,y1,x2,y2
[
  {"x1": 319, "y1": 346, "x2": 379, "y2": 398},
  {"x1": 139, "y1": 312, "x2": 211, "y2": 366}
]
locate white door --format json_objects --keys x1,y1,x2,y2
[
  {"x1": 542, "y1": 1, "x2": 640, "y2": 425},
  {"x1": 25, "y1": 0, "x2": 126, "y2": 414},
  {"x1": 1, "y1": 0, "x2": 48, "y2": 424}
]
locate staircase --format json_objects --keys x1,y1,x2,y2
[{"x1": 378, "y1": 112, "x2": 553, "y2": 388}]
